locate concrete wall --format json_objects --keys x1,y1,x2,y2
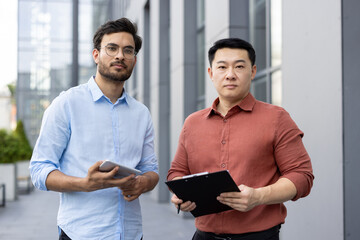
[
  {"x1": 169, "y1": 0, "x2": 185, "y2": 167},
  {"x1": 342, "y1": 0, "x2": 360, "y2": 239},
  {"x1": 282, "y1": 0, "x2": 343, "y2": 239},
  {"x1": 0, "y1": 88, "x2": 11, "y2": 130},
  {"x1": 123, "y1": 0, "x2": 351, "y2": 238},
  {"x1": 204, "y1": 0, "x2": 230, "y2": 106}
]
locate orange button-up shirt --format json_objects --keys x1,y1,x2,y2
[{"x1": 167, "y1": 93, "x2": 314, "y2": 234}]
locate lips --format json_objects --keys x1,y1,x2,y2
[
  {"x1": 110, "y1": 61, "x2": 127, "y2": 69},
  {"x1": 224, "y1": 84, "x2": 237, "y2": 89}
]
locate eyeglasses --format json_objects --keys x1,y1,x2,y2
[{"x1": 101, "y1": 44, "x2": 137, "y2": 59}]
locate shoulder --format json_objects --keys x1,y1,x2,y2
[
  {"x1": 253, "y1": 100, "x2": 291, "y2": 119},
  {"x1": 125, "y1": 94, "x2": 152, "y2": 116},
  {"x1": 183, "y1": 108, "x2": 211, "y2": 127},
  {"x1": 44, "y1": 83, "x2": 90, "y2": 118},
  {"x1": 52, "y1": 83, "x2": 89, "y2": 105},
  {"x1": 254, "y1": 99, "x2": 285, "y2": 112}
]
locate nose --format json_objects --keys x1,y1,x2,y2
[
  {"x1": 226, "y1": 67, "x2": 236, "y2": 80},
  {"x1": 115, "y1": 48, "x2": 125, "y2": 60}
]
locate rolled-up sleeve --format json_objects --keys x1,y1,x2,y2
[
  {"x1": 167, "y1": 123, "x2": 191, "y2": 181},
  {"x1": 30, "y1": 94, "x2": 70, "y2": 191},
  {"x1": 136, "y1": 111, "x2": 158, "y2": 174},
  {"x1": 275, "y1": 110, "x2": 314, "y2": 201}
]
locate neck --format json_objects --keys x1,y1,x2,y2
[
  {"x1": 94, "y1": 75, "x2": 125, "y2": 103},
  {"x1": 216, "y1": 95, "x2": 247, "y2": 116},
  {"x1": 216, "y1": 101, "x2": 234, "y2": 116}
]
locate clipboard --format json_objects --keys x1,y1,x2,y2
[{"x1": 165, "y1": 170, "x2": 240, "y2": 217}]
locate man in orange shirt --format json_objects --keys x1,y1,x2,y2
[{"x1": 167, "y1": 38, "x2": 314, "y2": 240}]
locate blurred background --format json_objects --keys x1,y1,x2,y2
[{"x1": 0, "y1": 0, "x2": 359, "y2": 239}]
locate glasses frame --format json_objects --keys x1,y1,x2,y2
[{"x1": 100, "y1": 44, "x2": 137, "y2": 60}]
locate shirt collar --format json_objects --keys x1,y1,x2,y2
[
  {"x1": 206, "y1": 93, "x2": 256, "y2": 118},
  {"x1": 88, "y1": 76, "x2": 129, "y2": 105}
]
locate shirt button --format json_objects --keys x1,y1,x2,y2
[
  {"x1": 223, "y1": 119, "x2": 227, "y2": 123},
  {"x1": 221, "y1": 163, "x2": 226, "y2": 168},
  {"x1": 221, "y1": 140, "x2": 226, "y2": 144}
]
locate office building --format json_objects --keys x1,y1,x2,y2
[{"x1": 16, "y1": 0, "x2": 360, "y2": 239}]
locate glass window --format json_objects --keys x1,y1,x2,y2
[
  {"x1": 271, "y1": 70, "x2": 282, "y2": 106},
  {"x1": 17, "y1": 0, "x2": 113, "y2": 146},
  {"x1": 79, "y1": 0, "x2": 97, "y2": 84},
  {"x1": 18, "y1": 0, "x2": 73, "y2": 145},
  {"x1": 249, "y1": 0, "x2": 282, "y2": 106},
  {"x1": 271, "y1": 0, "x2": 282, "y2": 67},
  {"x1": 252, "y1": 76, "x2": 267, "y2": 102},
  {"x1": 250, "y1": 0, "x2": 266, "y2": 71},
  {"x1": 196, "y1": 0, "x2": 205, "y2": 110}
]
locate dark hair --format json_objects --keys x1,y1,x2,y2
[
  {"x1": 208, "y1": 38, "x2": 256, "y2": 67},
  {"x1": 93, "y1": 18, "x2": 142, "y2": 53}
]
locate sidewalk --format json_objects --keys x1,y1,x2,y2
[{"x1": 0, "y1": 189, "x2": 195, "y2": 239}]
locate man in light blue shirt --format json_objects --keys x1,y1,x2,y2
[{"x1": 30, "y1": 18, "x2": 159, "y2": 240}]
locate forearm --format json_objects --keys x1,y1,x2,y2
[
  {"x1": 256, "y1": 177, "x2": 297, "y2": 205},
  {"x1": 45, "y1": 170, "x2": 87, "y2": 192},
  {"x1": 139, "y1": 171, "x2": 159, "y2": 193}
]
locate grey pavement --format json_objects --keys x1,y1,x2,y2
[{"x1": 0, "y1": 189, "x2": 195, "y2": 240}]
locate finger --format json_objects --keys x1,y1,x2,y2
[
  {"x1": 181, "y1": 201, "x2": 196, "y2": 212},
  {"x1": 180, "y1": 201, "x2": 192, "y2": 209},
  {"x1": 238, "y1": 184, "x2": 246, "y2": 191},
  {"x1": 123, "y1": 193, "x2": 140, "y2": 202},
  {"x1": 116, "y1": 174, "x2": 136, "y2": 184},
  {"x1": 122, "y1": 187, "x2": 141, "y2": 197},
  {"x1": 105, "y1": 166, "x2": 120, "y2": 178},
  {"x1": 217, "y1": 197, "x2": 239, "y2": 209},
  {"x1": 219, "y1": 191, "x2": 241, "y2": 198},
  {"x1": 115, "y1": 175, "x2": 137, "y2": 190},
  {"x1": 89, "y1": 161, "x2": 104, "y2": 173},
  {"x1": 171, "y1": 194, "x2": 182, "y2": 205}
]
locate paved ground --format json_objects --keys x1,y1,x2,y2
[{"x1": 0, "y1": 189, "x2": 195, "y2": 240}]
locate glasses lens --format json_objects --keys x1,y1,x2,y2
[
  {"x1": 105, "y1": 45, "x2": 119, "y2": 57},
  {"x1": 103, "y1": 45, "x2": 136, "y2": 59},
  {"x1": 123, "y1": 47, "x2": 135, "y2": 59}
]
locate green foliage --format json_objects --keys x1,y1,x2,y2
[
  {"x1": 0, "y1": 121, "x2": 33, "y2": 164},
  {"x1": 7, "y1": 84, "x2": 15, "y2": 97},
  {"x1": 7, "y1": 83, "x2": 16, "y2": 104}
]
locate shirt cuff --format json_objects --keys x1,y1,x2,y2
[
  {"x1": 31, "y1": 163, "x2": 58, "y2": 191},
  {"x1": 281, "y1": 172, "x2": 313, "y2": 201}
]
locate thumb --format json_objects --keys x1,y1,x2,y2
[{"x1": 238, "y1": 184, "x2": 246, "y2": 192}]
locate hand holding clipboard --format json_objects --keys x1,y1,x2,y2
[{"x1": 165, "y1": 170, "x2": 240, "y2": 217}]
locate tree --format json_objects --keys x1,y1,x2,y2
[{"x1": 0, "y1": 121, "x2": 33, "y2": 163}]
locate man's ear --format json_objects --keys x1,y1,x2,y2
[
  {"x1": 207, "y1": 67, "x2": 213, "y2": 80},
  {"x1": 251, "y1": 64, "x2": 257, "y2": 80},
  {"x1": 133, "y1": 56, "x2": 137, "y2": 67},
  {"x1": 92, "y1": 49, "x2": 99, "y2": 64}
]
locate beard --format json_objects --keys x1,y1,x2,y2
[{"x1": 98, "y1": 59, "x2": 134, "y2": 82}]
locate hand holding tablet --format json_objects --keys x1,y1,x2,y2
[{"x1": 99, "y1": 160, "x2": 141, "y2": 178}]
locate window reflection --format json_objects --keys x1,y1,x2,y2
[
  {"x1": 252, "y1": 76, "x2": 267, "y2": 102},
  {"x1": 249, "y1": 0, "x2": 282, "y2": 106},
  {"x1": 196, "y1": 0, "x2": 205, "y2": 110},
  {"x1": 271, "y1": 0, "x2": 282, "y2": 67},
  {"x1": 250, "y1": 0, "x2": 266, "y2": 71},
  {"x1": 271, "y1": 70, "x2": 282, "y2": 106}
]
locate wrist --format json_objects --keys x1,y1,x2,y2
[
  {"x1": 138, "y1": 175, "x2": 151, "y2": 192},
  {"x1": 77, "y1": 177, "x2": 90, "y2": 192},
  {"x1": 255, "y1": 186, "x2": 270, "y2": 205}
]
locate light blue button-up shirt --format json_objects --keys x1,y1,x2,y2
[{"x1": 30, "y1": 77, "x2": 158, "y2": 240}]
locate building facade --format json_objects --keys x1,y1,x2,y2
[
  {"x1": 17, "y1": 0, "x2": 123, "y2": 146},
  {"x1": 120, "y1": 0, "x2": 360, "y2": 239},
  {"x1": 0, "y1": 87, "x2": 12, "y2": 130},
  {"x1": 16, "y1": 0, "x2": 360, "y2": 239}
]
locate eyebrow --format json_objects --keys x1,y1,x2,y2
[
  {"x1": 216, "y1": 59, "x2": 246, "y2": 64},
  {"x1": 105, "y1": 43, "x2": 135, "y2": 49}
]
